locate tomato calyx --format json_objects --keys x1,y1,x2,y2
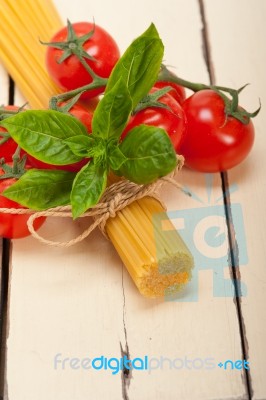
[
  {"x1": 0, "y1": 149, "x2": 27, "y2": 180},
  {"x1": 217, "y1": 85, "x2": 261, "y2": 124},
  {"x1": 0, "y1": 105, "x2": 27, "y2": 163},
  {"x1": 133, "y1": 86, "x2": 173, "y2": 114},
  {"x1": 45, "y1": 20, "x2": 109, "y2": 109},
  {"x1": 180, "y1": 90, "x2": 255, "y2": 172},
  {"x1": 41, "y1": 20, "x2": 103, "y2": 82},
  {"x1": 158, "y1": 64, "x2": 260, "y2": 124},
  {"x1": 41, "y1": 20, "x2": 96, "y2": 64}
]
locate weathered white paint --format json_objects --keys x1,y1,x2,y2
[
  {"x1": 205, "y1": 0, "x2": 266, "y2": 398},
  {"x1": 1, "y1": 0, "x2": 264, "y2": 399}
]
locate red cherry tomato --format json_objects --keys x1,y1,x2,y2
[
  {"x1": 154, "y1": 81, "x2": 186, "y2": 104},
  {"x1": 78, "y1": 96, "x2": 100, "y2": 111},
  {"x1": 0, "y1": 166, "x2": 46, "y2": 239},
  {"x1": 180, "y1": 90, "x2": 255, "y2": 172},
  {"x1": 121, "y1": 88, "x2": 187, "y2": 153},
  {"x1": 46, "y1": 22, "x2": 120, "y2": 99},
  {"x1": 59, "y1": 101, "x2": 93, "y2": 132},
  {"x1": 0, "y1": 106, "x2": 20, "y2": 162},
  {"x1": 26, "y1": 103, "x2": 93, "y2": 172}
]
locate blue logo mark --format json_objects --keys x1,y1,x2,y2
[
  {"x1": 153, "y1": 174, "x2": 248, "y2": 301},
  {"x1": 218, "y1": 359, "x2": 250, "y2": 370}
]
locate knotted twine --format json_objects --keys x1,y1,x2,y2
[{"x1": 0, "y1": 156, "x2": 184, "y2": 247}]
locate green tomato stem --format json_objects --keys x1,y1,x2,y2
[
  {"x1": 49, "y1": 76, "x2": 108, "y2": 109},
  {"x1": 0, "y1": 132, "x2": 11, "y2": 145},
  {"x1": 158, "y1": 65, "x2": 242, "y2": 99},
  {"x1": 77, "y1": 54, "x2": 99, "y2": 80},
  {"x1": 0, "y1": 147, "x2": 27, "y2": 179},
  {"x1": 0, "y1": 103, "x2": 27, "y2": 120},
  {"x1": 158, "y1": 64, "x2": 260, "y2": 123},
  {"x1": 12, "y1": 146, "x2": 22, "y2": 175},
  {"x1": 157, "y1": 65, "x2": 208, "y2": 92},
  {"x1": 0, "y1": 109, "x2": 19, "y2": 121}
]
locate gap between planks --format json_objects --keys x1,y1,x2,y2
[
  {"x1": 0, "y1": 239, "x2": 11, "y2": 400},
  {"x1": 119, "y1": 1, "x2": 252, "y2": 399},
  {"x1": 1, "y1": 2, "x2": 252, "y2": 398},
  {"x1": 198, "y1": 0, "x2": 252, "y2": 398},
  {"x1": 0, "y1": 76, "x2": 15, "y2": 400}
]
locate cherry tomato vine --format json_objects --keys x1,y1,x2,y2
[{"x1": 0, "y1": 20, "x2": 261, "y2": 239}]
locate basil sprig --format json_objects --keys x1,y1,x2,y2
[{"x1": 1, "y1": 24, "x2": 177, "y2": 219}]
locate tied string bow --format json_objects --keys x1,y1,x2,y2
[{"x1": 0, "y1": 157, "x2": 184, "y2": 247}]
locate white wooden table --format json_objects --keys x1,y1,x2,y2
[{"x1": 0, "y1": 0, "x2": 266, "y2": 399}]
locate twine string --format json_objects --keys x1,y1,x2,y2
[{"x1": 0, "y1": 157, "x2": 184, "y2": 247}]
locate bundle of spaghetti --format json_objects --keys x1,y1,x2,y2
[
  {"x1": 106, "y1": 171, "x2": 194, "y2": 298},
  {"x1": 0, "y1": 0, "x2": 194, "y2": 298},
  {"x1": 0, "y1": 0, "x2": 62, "y2": 109},
  {"x1": 106, "y1": 197, "x2": 193, "y2": 298}
]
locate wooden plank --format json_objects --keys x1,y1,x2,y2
[
  {"x1": 3, "y1": 1, "x2": 246, "y2": 399},
  {"x1": 124, "y1": 178, "x2": 247, "y2": 400},
  {"x1": 2, "y1": 6, "x2": 124, "y2": 400},
  {"x1": 0, "y1": 64, "x2": 9, "y2": 103},
  {"x1": 205, "y1": 0, "x2": 266, "y2": 399},
  {"x1": 118, "y1": 1, "x2": 249, "y2": 399},
  {"x1": 6, "y1": 223, "x2": 125, "y2": 399}
]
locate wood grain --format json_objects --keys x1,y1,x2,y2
[
  {"x1": 1, "y1": 0, "x2": 262, "y2": 399},
  {"x1": 205, "y1": 0, "x2": 266, "y2": 398}
]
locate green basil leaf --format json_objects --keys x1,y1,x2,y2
[
  {"x1": 3, "y1": 169, "x2": 75, "y2": 210},
  {"x1": 71, "y1": 161, "x2": 107, "y2": 219},
  {"x1": 92, "y1": 79, "x2": 132, "y2": 139},
  {"x1": 0, "y1": 110, "x2": 87, "y2": 165},
  {"x1": 118, "y1": 125, "x2": 177, "y2": 184},
  {"x1": 105, "y1": 24, "x2": 164, "y2": 109},
  {"x1": 108, "y1": 144, "x2": 128, "y2": 171},
  {"x1": 64, "y1": 135, "x2": 95, "y2": 157}
]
